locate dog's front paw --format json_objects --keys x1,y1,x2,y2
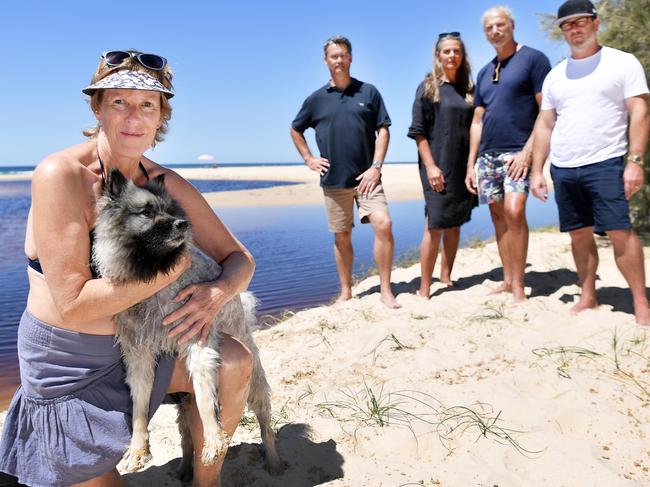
[
  {"x1": 122, "y1": 444, "x2": 153, "y2": 472},
  {"x1": 200, "y1": 431, "x2": 231, "y2": 465}
]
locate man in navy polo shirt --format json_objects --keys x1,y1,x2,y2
[
  {"x1": 290, "y1": 35, "x2": 400, "y2": 309},
  {"x1": 465, "y1": 5, "x2": 551, "y2": 302},
  {"x1": 531, "y1": 0, "x2": 650, "y2": 324}
]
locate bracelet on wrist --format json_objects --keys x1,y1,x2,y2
[{"x1": 627, "y1": 154, "x2": 644, "y2": 167}]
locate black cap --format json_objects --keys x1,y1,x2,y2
[{"x1": 556, "y1": 0, "x2": 598, "y2": 25}]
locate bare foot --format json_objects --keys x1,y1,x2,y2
[
  {"x1": 512, "y1": 286, "x2": 526, "y2": 303},
  {"x1": 416, "y1": 289, "x2": 430, "y2": 299},
  {"x1": 634, "y1": 308, "x2": 650, "y2": 326},
  {"x1": 380, "y1": 293, "x2": 402, "y2": 309},
  {"x1": 335, "y1": 289, "x2": 353, "y2": 304},
  {"x1": 570, "y1": 297, "x2": 598, "y2": 314},
  {"x1": 489, "y1": 282, "x2": 512, "y2": 295},
  {"x1": 440, "y1": 278, "x2": 454, "y2": 288}
]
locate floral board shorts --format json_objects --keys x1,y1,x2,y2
[{"x1": 475, "y1": 151, "x2": 529, "y2": 205}]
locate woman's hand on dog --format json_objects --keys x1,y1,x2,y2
[{"x1": 163, "y1": 280, "x2": 233, "y2": 345}]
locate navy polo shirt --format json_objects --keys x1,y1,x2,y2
[
  {"x1": 475, "y1": 46, "x2": 551, "y2": 154},
  {"x1": 292, "y1": 78, "x2": 391, "y2": 188}
]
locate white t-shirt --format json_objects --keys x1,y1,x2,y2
[{"x1": 541, "y1": 46, "x2": 649, "y2": 168}]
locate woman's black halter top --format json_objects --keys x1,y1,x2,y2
[{"x1": 28, "y1": 157, "x2": 150, "y2": 277}]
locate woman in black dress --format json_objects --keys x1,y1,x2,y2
[{"x1": 408, "y1": 32, "x2": 476, "y2": 297}]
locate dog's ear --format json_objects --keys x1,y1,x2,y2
[
  {"x1": 107, "y1": 169, "x2": 128, "y2": 199},
  {"x1": 152, "y1": 173, "x2": 166, "y2": 189}
]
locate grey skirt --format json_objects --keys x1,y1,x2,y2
[{"x1": 0, "y1": 311, "x2": 176, "y2": 487}]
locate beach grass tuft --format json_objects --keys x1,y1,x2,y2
[
  {"x1": 411, "y1": 313, "x2": 429, "y2": 320},
  {"x1": 532, "y1": 330, "x2": 650, "y2": 402},
  {"x1": 238, "y1": 398, "x2": 293, "y2": 434},
  {"x1": 532, "y1": 346, "x2": 603, "y2": 379},
  {"x1": 435, "y1": 402, "x2": 545, "y2": 456},
  {"x1": 393, "y1": 247, "x2": 421, "y2": 270},
  {"x1": 369, "y1": 334, "x2": 416, "y2": 364},
  {"x1": 464, "y1": 235, "x2": 488, "y2": 249},
  {"x1": 315, "y1": 380, "x2": 418, "y2": 440},
  {"x1": 610, "y1": 328, "x2": 650, "y2": 400},
  {"x1": 360, "y1": 308, "x2": 377, "y2": 322},
  {"x1": 464, "y1": 301, "x2": 510, "y2": 326},
  {"x1": 238, "y1": 409, "x2": 260, "y2": 431},
  {"x1": 271, "y1": 399, "x2": 292, "y2": 432},
  {"x1": 308, "y1": 318, "x2": 338, "y2": 349},
  {"x1": 258, "y1": 309, "x2": 296, "y2": 328},
  {"x1": 315, "y1": 380, "x2": 541, "y2": 455}
]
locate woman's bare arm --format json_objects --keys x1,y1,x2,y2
[
  {"x1": 31, "y1": 157, "x2": 189, "y2": 329},
  {"x1": 159, "y1": 170, "x2": 256, "y2": 344}
]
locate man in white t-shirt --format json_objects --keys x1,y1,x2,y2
[{"x1": 531, "y1": 0, "x2": 650, "y2": 325}]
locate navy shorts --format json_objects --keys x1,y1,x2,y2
[{"x1": 550, "y1": 156, "x2": 631, "y2": 235}]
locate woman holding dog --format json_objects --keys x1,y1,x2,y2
[
  {"x1": 0, "y1": 51, "x2": 255, "y2": 486},
  {"x1": 408, "y1": 33, "x2": 477, "y2": 297}
]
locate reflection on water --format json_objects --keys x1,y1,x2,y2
[
  {"x1": 0, "y1": 179, "x2": 559, "y2": 408},
  {"x1": 223, "y1": 196, "x2": 559, "y2": 315}
]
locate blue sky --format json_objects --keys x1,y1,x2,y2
[{"x1": 1, "y1": 0, "x2": 571, "y2": 167}]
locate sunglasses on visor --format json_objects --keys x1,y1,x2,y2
[{"x1": 102, "y1": 51, "x2": 167, "y2": 71}]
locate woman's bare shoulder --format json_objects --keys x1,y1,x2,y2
[{"x1": 33, "y1": 142, "x2": 95, "y2": 188}]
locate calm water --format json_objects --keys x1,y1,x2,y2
[{"x1": 0, "y1": 177, "x2": 559, "y2": 407}]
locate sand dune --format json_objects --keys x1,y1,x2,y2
[
  {"x1": 0, "y1": 165, "x2": 637, "y2": 486},
  {"x1": 114, "y1": 230, "x2": 649, "y2": 486}
]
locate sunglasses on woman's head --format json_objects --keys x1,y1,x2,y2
[
  {"x1": 438, "y1": 31, "x2": 461, "y2": 39},
  {"x1": 102, "y1": 51, "x2": 167, "y2": 71}
]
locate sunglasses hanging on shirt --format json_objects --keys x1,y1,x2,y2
[{"x1": 492, "y1": 61, "x2": 502, "y2": 83}]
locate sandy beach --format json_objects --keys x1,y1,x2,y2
[
  {"x1": 0, "y1": 163, "x2": 426, "y2": 207},
  {"x1": 0, "y1": 162, "x2": 555, "y2": 209},
  {"x1": 3, "y1": 230, "x2": 637, "y2": 486},
  {"x1": 1, "y1": 167, "x2": 645, "y2": 486}
]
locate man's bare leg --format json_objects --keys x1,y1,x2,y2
[
  {"x1": 607, "y1": 229, "x2": 650, "y2": 325},
  {"x1": 504, "y1": 192, "x2": 528, "y2": 302},
  {"x1": 440, "y1": 226, "x2": 460, "y2": 286},
  {"x1": 569, "y1": 226, "x2": 599, "y2": 313},
  {"x1": 488, "y1": 200, "x2": 512, "y2": 294},
  {"x1": 419, "y1": 218, "x2": 442, "y2": 297},
  {"x1": 369, "y1": 210, "x2": 401, "y2": 308},
  {"x1": 333, "y1": 229, "x2": 354, "y2": 302}
]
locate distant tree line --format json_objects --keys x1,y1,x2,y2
[{"x1": 540, "y1": 0, "x2": 650, "y2": 232}]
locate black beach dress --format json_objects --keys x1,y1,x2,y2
[{"x1": 408, "y1": 80, "x2": 477, "y2": 228}]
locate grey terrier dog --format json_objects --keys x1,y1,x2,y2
[{"x1": 92, "y1": 169, "x2": 280, "y2": 476}]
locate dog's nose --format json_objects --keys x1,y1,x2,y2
[{"x1": 174, "y1": 220, "x2": 189, "y2": 231}]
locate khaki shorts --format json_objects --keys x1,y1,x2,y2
[{"x1": 323, "y1": 183, "x2": 389, "y2": 233}]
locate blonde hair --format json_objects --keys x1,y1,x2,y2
[
  {"x1": 83, "y1": 53, "x2": 174, "y2": 146},
  {"x1": 423, "y1": 35, "x2": 474, "y2": 106}
]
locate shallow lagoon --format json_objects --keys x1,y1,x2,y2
[{"x1": 0, "y1": 178, "x2": 558, "y2": 405}]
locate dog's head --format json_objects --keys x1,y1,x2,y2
[{"x1": 92, "y1": 168, "x2": 192, "y2": 283}]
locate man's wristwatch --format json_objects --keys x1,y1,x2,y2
[
  {"x1": 627, "y1": 154, "x2": 644, "y2": 166},
  {"x1": 371, "y1": 160, "x2": 383, "y2": 170}
]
